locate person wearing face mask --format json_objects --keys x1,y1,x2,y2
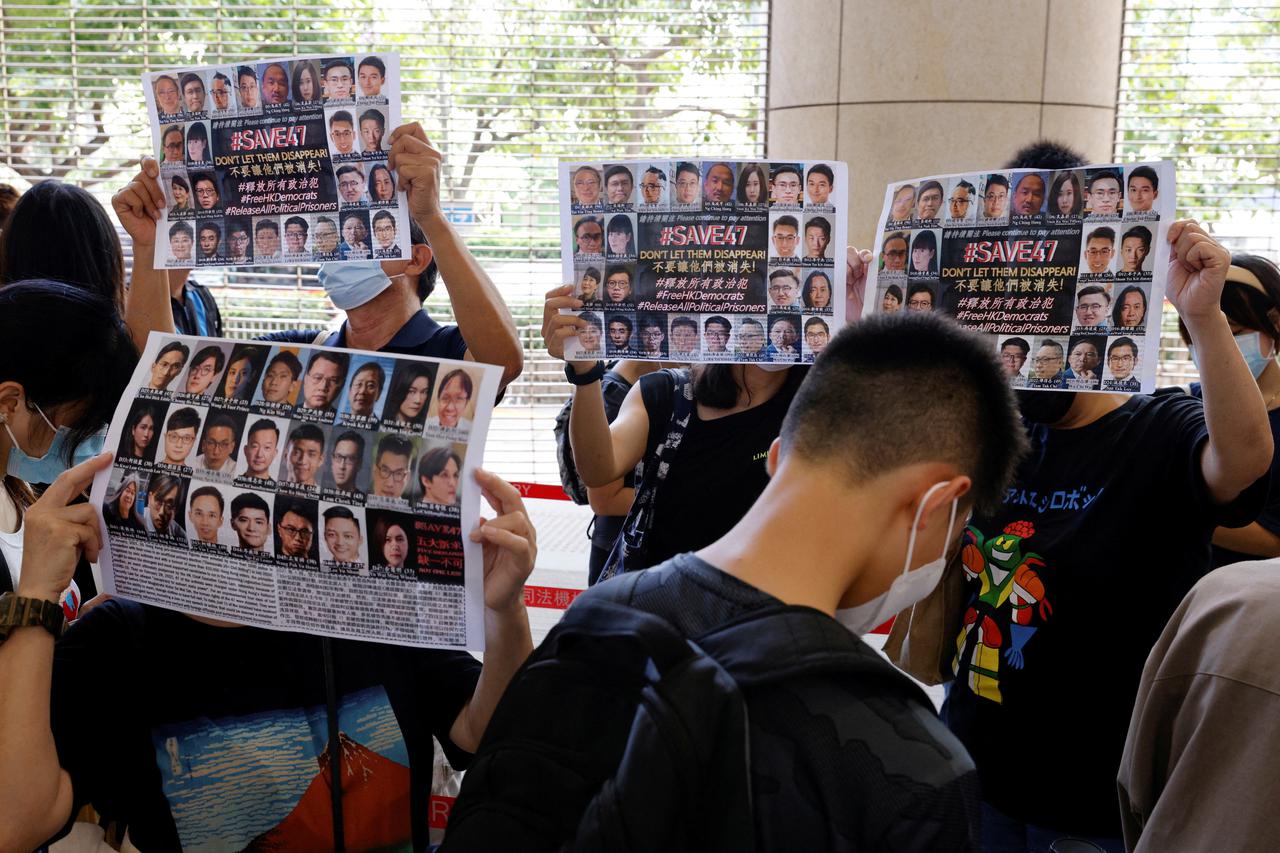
[
  {"x1": 1178, "y1": 254, "x2": 1280, "y2": 566},
  {"x1": 0, "y1": 279, "x2": 135, "y2": 612},
  {"x1": 544, "y1": 262, "x2": 821, "y2": 576},
  {"x1": 117, "y1": 124, "x2": 523, "y2": 393},
  {"x1": 940, "y1": 141, "x2": 1274, "y2": 853},
  {"x1": 444, "y1": 311, "x2": 1027, "y2": 850}
]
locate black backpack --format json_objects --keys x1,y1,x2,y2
[
  {"x1": 552, "y1": 363, "x2": 635, "y2": 505},
  {"x1": 440, "y1": 571, "x2": 879, "y2": 853}
]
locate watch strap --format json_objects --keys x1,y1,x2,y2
[
  {"x1": 565, "y1": 361, "x2": 607, "y2": 386},
  {"x1": 0, "y1": 592, "x2": 65, "y2": 642}
]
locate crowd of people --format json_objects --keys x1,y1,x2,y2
[{"x1": 0, "y1": 133, "x2": 1277, "y2": 853}]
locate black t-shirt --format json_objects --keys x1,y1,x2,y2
[
  {"x1": 604, "y1": 554, "x2": 980, "y2": 851},
  {"x1": 258, "y1": 309, "x2": 467, "y2": 361},
  {"x1": 50, "y1": 600, "x2": 480, "y2": 851},
  {"x1": 636, "y1": 368, "x2": 805, "y2": 569},
  {"x1": 945, "y1": 392, "x2": 1267, "y2": 835},
  {"x1": 1189, "y1": 382, "x2": 1280, "y2": 566}
]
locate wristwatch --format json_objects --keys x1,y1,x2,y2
[
  {"x1": 565, "y1": 361, "x2": 607, "y2": 386},
  {"x1": 0, "y1": 592, "x2": 65, "y2": 644}
]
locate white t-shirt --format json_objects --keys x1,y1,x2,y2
[{"x1": 0, "y1": 522, "x2": 23, "y2": 589}]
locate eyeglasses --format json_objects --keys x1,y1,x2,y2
[
  {"x1": 984, "y1": 192, "x2": 1007, "y2": 201},
  {"x1": 279, "y1": 524, "x2": 314, "y2": 541},
  {"x1": 374, "y1": 224, "x2": 396, "y2": 236},
  {"x1": 884, "y1": 249, "x2": 907, "y2": 259},
  {"x1": 203, "y1": 438, "x2": 234, "y2": 451},
  {"x1": 195, "y1": 187, "x2": 218, "y2": 199},
  {"x1": 907, "y1": 299, "x2": 932, "y2": 309},
  {"x1": 1085, "y1": 248, "x2": 1113, "y2": 258},
  {"x1": 152, "y1": 498, "x2": 178, "y2": 512},
  {"x1": 1032, "y1": 356, "x2": 1062, "y2": 366},
  {"x1": 439, "y1": 393, "x2": 470, "y2": 407},
  {"x1": 1108, "y1": 354, "x2": 1136, "y2": 364},
  {"x1": 307, "y1": 373, "x2": 342, "y2": 389},
  {"x1": 377, "y1": 465, "x2": 409, "y2": 482},
  {"x1": 331, "y1": 128, "x2": 354, "y2": 140},
  {"x1": 166, "y1": 431, "x2": 196, "y2": 445}
]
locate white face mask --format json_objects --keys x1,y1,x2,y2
[{"x1": 835, "y1": 481, "x2": 960, "y2": 635}]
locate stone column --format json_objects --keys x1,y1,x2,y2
[{"x1": 768, "y1": 0, "x2": 1124, "y2": 248}]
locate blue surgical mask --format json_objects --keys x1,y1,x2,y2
[
  {"x1": 1189, "y1": 332, "x2": 1276, "y2": 379},
  {"x1": 318, "y1": 261, "x2": 393, "y2": 310},
  {"x1": 3, "y1": 402, "x2": 106, "y2": 484}
]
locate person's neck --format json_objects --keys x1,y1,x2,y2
[
  {"x1": 699, "y1": 364, "x2": 789, "y2": 418},
  {"x1": 1052, "y1": 392, "x2": 1128, "y2": 429},
  {"x1": 344, "y1": 281, "x2": 419, "y2": 352},
  {"x1": 168, "y1": 271, "x2": 188, "y2": 301},
  {"x1": 697, "y1": 465, "x2": 879, "y2": 614}
]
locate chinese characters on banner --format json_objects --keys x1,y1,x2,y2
[
  {"x1": 89, "y1": 333, "x2": 501, "y2": 650},
  {"x1": 144, "y1": 53, "x2": 412, "y2": 268},
  {"x1": 866, "y1": 162, "x2": 1175, "y2": 393},
  {"x1": 559, "y1": 159, "x2": 849, "y2": 364}
]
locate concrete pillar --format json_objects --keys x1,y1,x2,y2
[{"x1": 768, "y1": 0, "x2": 1124, "y2": 249}]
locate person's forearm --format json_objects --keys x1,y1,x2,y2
[
  {"x1": 125, "y1": 243, "x2": 177, "y2": 349},
  {"x1": 568, "y1": 379, "x2": 622, "y2": 488},
  {"x1": 449, "y1": 603, "x2": 532, "y2": 753},
  {"x1": 587, "y1": 481, "x2": 634, "y2": 517},
  {"x1": 0, "y1": 628, "x2": 74, "y2": 852},
  {"x1": 1212, "y1": 521, "x2": 1280, "y2": 558},
  {"x1": 418, "y1": 212, "x2": 523, "y2": 386},
  {"x1": 1188, "y1": 311, "x2": 1274, "y2": 503}
]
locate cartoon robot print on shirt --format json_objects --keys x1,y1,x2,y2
[{"x1": 952, "y1": 520, "x2": 1051, "y2": 704}]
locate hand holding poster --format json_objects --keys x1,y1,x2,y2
[
  {"x1": 866, "y1": 162, "x2": 1175, "y2": 393},
  {"x1": 90, "y1": 333, "x2": 502, "y2": 650},
  {"x1": 144, "y1": 53, "x2": 412, "y2": 268},
  {"x1": 558, "y1": 159, "x2": 848, "y2": 364}
]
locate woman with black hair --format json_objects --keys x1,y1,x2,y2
[
  {"x1": 910, "y1": 229, "x2": 938, "y2": 276},
  {"x1": 382, "y1": 363, "x2": 435, "y2": 429},
  {"x1": 117, "y1": 400, "x2": 161, "y2": 463},
  {"x1": 185, "y1": 122, "x2": 211, "y2": 166}
]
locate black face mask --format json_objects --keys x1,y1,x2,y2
[{"x1": 1016, "y1": 389, "x2": 1077, "y2": 424}]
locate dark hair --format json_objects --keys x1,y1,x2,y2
[
  {"x1": 370, "y1": 513, "x2": 410, "y2": 566},
  {"x1": 883, "y1": 283, "x2": 904, "y2": 305},
  {"x1": 984, "y1": 174, "x2": 1009, "y2": 191},
  {"x1": 418, "y1": 446, "x2": 462, "y2": 483},
  {"x1": 288, "y1": 423, "x2": 325, "y2": 446},
  {"x1": 643, "y1": 166, "x2": 666, "y2": 182},
  {"x1": 323, "y1": 504, "x2": 358, "y2": 527},
  {"x1": 147, "y1": 472, "x2": 183, "y2": 501},
  {"x1": 331, "y1": 110, "x2": 354, "y2": 128},
  {"x1": 768, "y1": 268, "x2": 799, "y2": 286},
  {"x1": 608, "y1": 314, "x2": 634, "y2": 333},
  {"x1": 323, "y1": 57, "x2": 354, "y2": 77},
  {"x1": 202, "y1": 413, "x2": 237, "y2": 437},
  {"x1": 170, "y1": 174, "x2": 190, "y2": 193},
  {"x1": 1049, "y1": 171, "x2": 1084, "y2": 215},
  {"x1": 368, "y1": 164, "x2": 395, "y2": 200},
  {"x1": 0, "y1": 182, "x2": 126, "y2": 307},
  {"x1": 273, "y1": 495, "x2": 317, "y2": 554},
  {"x1": 773, "y1": 215, "x2": 799, "y2": 232},
  {"x1": 376, "y1": 434, "x2": 414, "y2": 463},
  {"x1": 1086, "y1": 169, "x2": 1122, "y2": 191},
  {"x1": 384, "y1": 364, "x2": 435, "y2": 427},
  {"x1": 437, "y1": 368, "x2": 474, "y2": 401},
  {"x1": 1001, "y1": 337, "x2": 1030, "y2": 356},
  {"x1": 771, "y1": 163, "x2": 801, "y2": 181},
  {"x1": 804, "y1": 216, "x2": 831, "y2": 241},
  {"x1": 581, "y1": 266, "x2": 601, "y2": 286},
  {"x1": 291, "y1": 61, "x2": 320, "y2": 100},
  {"x1": 1076, "y1": 284, "x2": 1111, "y2": 305},
  {"x1": 1128, "y1": 165, "x2": 1159, "y2": 191},
  {"x1": 372, "y1": 210, "x2": 396, "y2": 229},
  {"x1": 359, "y1": 108, "x2": 386, "y2": 131},
  {"x1": 1121, "y1": 225, "x2": 1152, "y2": 253},
  {"x1": 166, "y1": 406, "x2": 201, "y2": 432},
  {"x1": 266, "y1": 350, "x2": 302, "y2": 380},
  {"x1": 1178, "y1": 253, "x2": 1280, "y2": 346},
  {"x1": 736, "y1": 163, "x2": 768, "y2": 203},
  {"x1": 254, "y1": 219, "x2": 279, "y2": 237},
  {"x1": 198, "y1": 222, "x2": 221, "y2": 240},
  {"x1": 284, "y1": 215, "x2": 308, "y2": 235},
  {"x1": 231, "y1": 491, "x2": 270, "y2": 518},
  {"x1": 574, "y1": 216, "x2": 603, "y2": 237},
  {"x1": 954, "y1": 179, "x2": 975, "y2": 196},
  {"x1": 236, "y1": 65, "x2": 256, "y2": 84},
  {"x1": 226, "y1": 218, "x2": 250, "y2": 239},
  {"x1": 219, "y1": 343, "x2": 268, "y2": 400},
  {"x1": 916, "y1": 180, "x2": 944, "y2": 201},
  {"x1": 692, "y1": 364, "x2": 751, "y2": 410},
  {"x1": 606, "y1": 216, "x2": 633, "y2": 255},
  {"x1": 578, "y1": 310, "x2": 603, "y2": 330},
  {"x1": 605, "y1": 265, "x2": 633, "y2": 286},
  {"x1": 190, "y1": 485, "x2": 224, "y2": 513},
  {"x1": 1112, "y1": 286, "x2": 1149, "y2": 329},
  {"x1": 212, "y1": 72, "x2": 231, "y2": 88},
  {"x1": 185, "y1": 121, "x2": 209, "y2": 153},
  {"x1": 169, "y1": 221, "x2": 194, "y2": 240},
  {"x1": 804, "y1": 316, "x2": 830, "y2": 333},
  {"x1": 807, "y1": 163, "x2": 834, "y2": 184},
  {"x1": 906, "y1": 282, "x2": 935, "y2": 306},
  {"x1": 156, "y1": 341, "x2": 190, "y2": 365},
  {"x1": 704, "y1": 315, "x2": 730, "y2": 332},
  {"x1": 910, "y1": 231, "x2": 938, "y2": 275},
  {"x1": 358, "y1": 56, "x2": 386, "y2": 76},
  {"x1": 332, "y1": 429, "x2": 366, "y2": 455},
  {"x1": 671, "y1": 315, "x2": 698, "y2": 333},
  {"x1": 603, "y1": 164, "x2": 632, "y2": 185},
  {"x1": 0, "y1": 183, "x2": 20, "y2": 223},
  {"x1": 883, "y1": 231, "x2": 908, "y2": 249},
  {"x1": 120, "y1": 400, "x2": 160, "y2": 458},
  {"x1": 1086, "y1": 228, "x2": 1115, "y2": 250},
  {"x1": 782, "y1": 312, "x2": 1028, "y2": 516},
  {"x1": 802, "y1": 271, "x2": 832, "y2": 307},
  {"x1": 247, "y1": 418, "x2": 279, "y2": 440},
  {"x1": 306, "y1": 350, "x2": 349, "y2": 376},
  {"x1": 1004, "y1": 140, "x2": 1088, "y2": 170},
  {"x1": 675, "y1": 161, "x2": 700, "y2": 180},
  {"x1": 191, "y1": 345, "x2": 226, "y2": 374},
  {"x1": 1108, "y1": 337, "x2": 1138, "y2": 359}
]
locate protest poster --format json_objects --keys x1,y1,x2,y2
[
  {"x1": 865, "y1": 162, "x2": 1175, "y2": 393},
  {"x1": 558, "y1": 159, "x2": 848, "y2": 364},
  {"x1": 89, "y1": 333, "x2": 502, "y2": 650},
  {"x1": 144, "y1": 53, "x2": 412, "y2": 268}
]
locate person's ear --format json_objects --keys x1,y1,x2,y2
[
  {"x1": 406, "y1": 242, "x2": 433, "y2": 277},
  {"x1": 0, "y1": 381, "x2": 26, "y2": 425},
  {"x1": 913, "y1": 475, "x2": 972, "y2": 529},
  {"x1": 765, "y1": 437, "x2": 782, "y2": 477}
]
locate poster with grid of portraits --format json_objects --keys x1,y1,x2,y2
[
  {"x1": 88, "y1": 333, "x2": 502, "y2": 650},
  {"x1": 865, "y1": 162, "x2": 1174, "y2": 393},
  {"x1": 558, "y1": 158, "x2": 849, "y2": 364},
  {"x1": 144, "y1": 53, "x2": 411, "y2": 269}
]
